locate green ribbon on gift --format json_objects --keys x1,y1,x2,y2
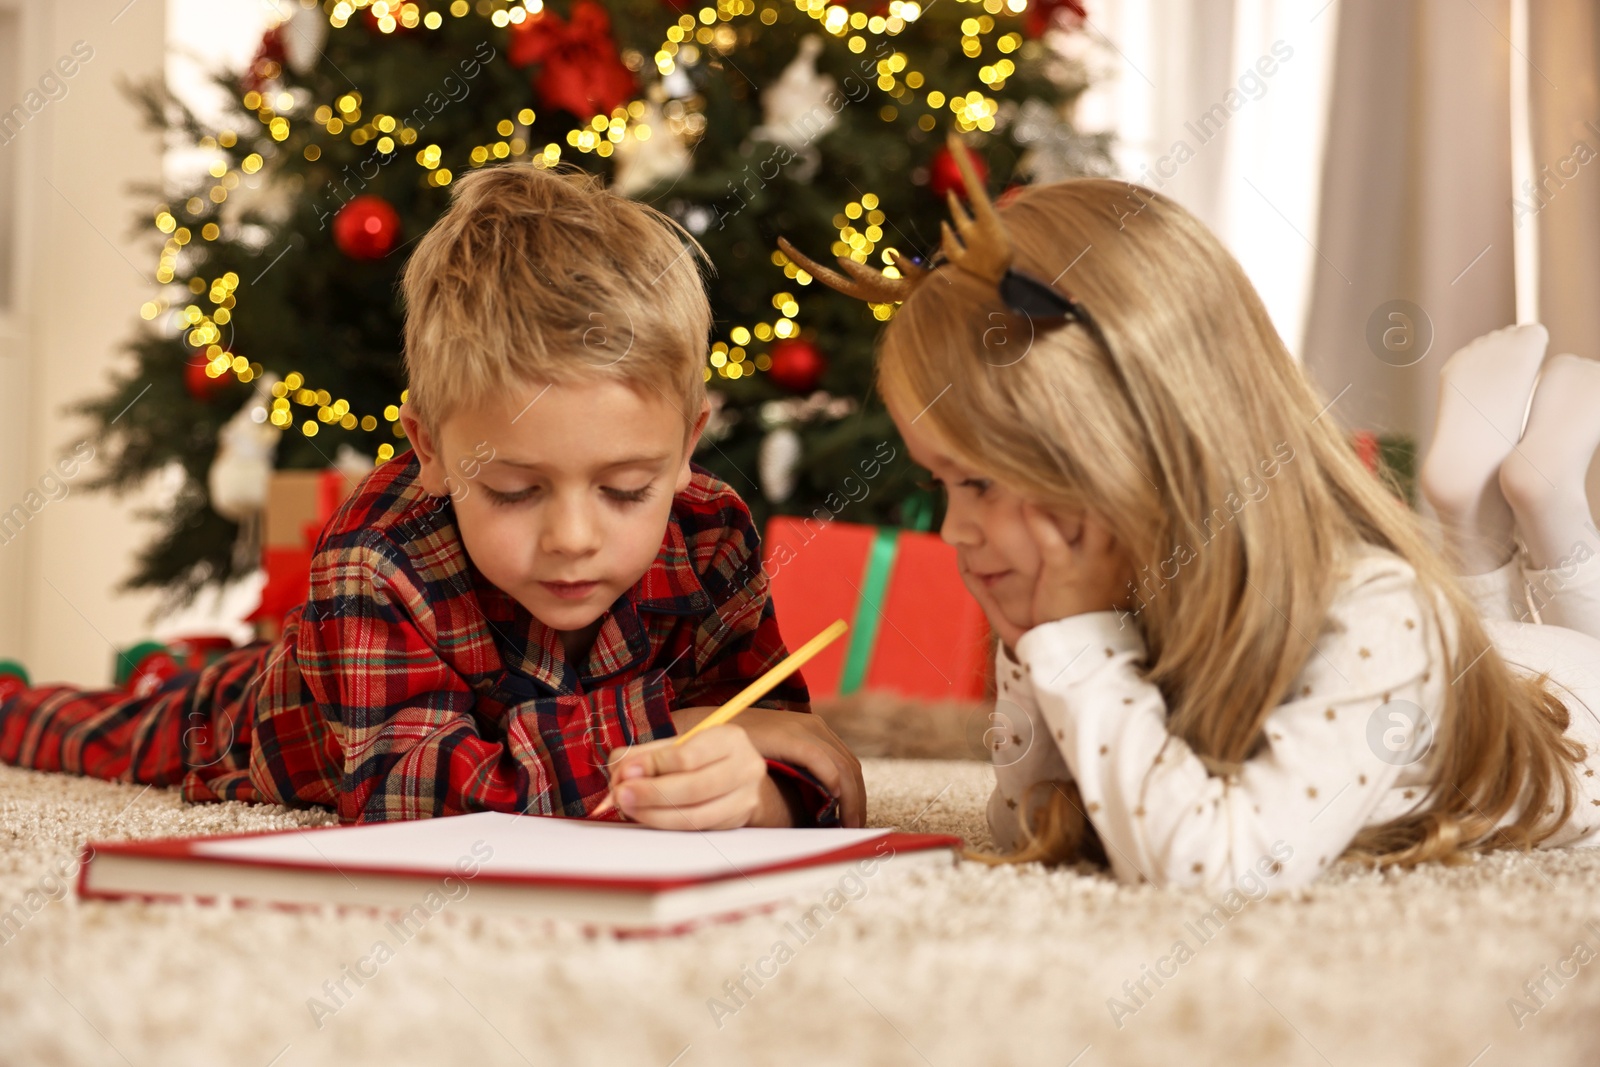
[{"x1": 838, "y1": 526, "x2": 900, "y2": 695}]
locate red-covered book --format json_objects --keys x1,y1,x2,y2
[{"x1": 77, "y1": 812, "x2": 964, "y2": 936}]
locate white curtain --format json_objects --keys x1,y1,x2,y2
[
  {"x1": 1301, "y1": 0, "x2": 1600, "y2": 514},
  {"x1": 1073, "y1": 0, "x2": 1341, "y2": 354},
  {"x1": 1301, "y1": 0, "x2": 1518, "y2": 443},
  {"x1": 1526, "y1": 3, "x2": 1600, "y2": 370}
]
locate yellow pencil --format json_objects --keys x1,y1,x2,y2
[{"x1": 590, "y1": 618, "x2": 849, "y2": 817}]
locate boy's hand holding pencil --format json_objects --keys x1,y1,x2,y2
[
  {"x1": 597, "y1": 724, "x2": 789, "y2": 829},
  {"x1": 593, "y1": 620, "x2": 861, "y2": 829}
]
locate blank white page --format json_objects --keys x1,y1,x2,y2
[{"x1": 191, "y1": 813, "x2": 894, "y2": 882}]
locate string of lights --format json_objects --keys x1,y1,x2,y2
[{"x1": 150, "y1": 0, "x2": 1020, "y2": 456}]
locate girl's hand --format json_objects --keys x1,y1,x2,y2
[
  {"x1": 1018, "y1": 503, "x2": 1134, "y2": 634},
  {"x1": 604, "y1": 724, "x2": 792, "y2": 829}
]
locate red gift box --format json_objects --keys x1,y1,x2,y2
[
  {"x1": 246, "y1": 469, "x2": 362, "y2": 639},
  {"x1": 762, "y1": 517, "x2": 992, "y2": 700},
  {"x1": 1353, "y1": 430, "x2": 1380, "y2": 474}
]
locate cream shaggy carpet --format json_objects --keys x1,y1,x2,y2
[{"x1": 4, "y1": 754, "x2": 1600, "y2": 1067}]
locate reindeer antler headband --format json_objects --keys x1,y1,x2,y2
[{"x1": 777, "y1": 131, "x2": 1091, "y2": 328}]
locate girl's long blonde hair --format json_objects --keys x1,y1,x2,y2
[{"x1": 877, "y1": 179, "x2": 1582, "y2": 870}]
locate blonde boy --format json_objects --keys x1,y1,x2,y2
[{"x1": 0, "y1": 163, "x2": 863, "y2": 829}]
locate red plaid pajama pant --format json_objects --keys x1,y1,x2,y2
[{"x1": 0, "y1": 641, "x2": 275, "y2": 787}]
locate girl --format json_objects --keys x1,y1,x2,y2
[{"x1": 783, "y1": 136, "x2": 1600, "y2": 892}]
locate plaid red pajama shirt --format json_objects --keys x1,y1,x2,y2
[{"x1": 0, "y1": 451, "x2": 840, "y2": 827}]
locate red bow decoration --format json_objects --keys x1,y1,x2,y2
[
  {"x1": 509, "y1": 1, "x2": 637, "y2": 119},
  {"x1": 242, "y1": 26, "x2": 287, "y2": 93},
  {"x1": 1026, "y1": 0, "x2": 1087, "y2": 38}
]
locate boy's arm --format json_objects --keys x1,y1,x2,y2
[
  {"x1": 670, "y1": 515, "x2": 845, "y2": 827},
  {"x1": 672, "y1": 588, "x2": 844, "y2": 828},
  {"x1": 297, "y1": 534, "x2": 679, "y2": 823}
]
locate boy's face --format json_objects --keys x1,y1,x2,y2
[
  {"x1": 886, "y1": 395, "x2": 1045, "y2": 634},
  {"x1": 402, "y1": 379, "x2": 711, "y2": 641}
]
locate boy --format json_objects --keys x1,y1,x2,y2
[{"x1": 0, "y1": 162, "x2": 863, "y2": 830}]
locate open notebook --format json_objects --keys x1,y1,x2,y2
[{"x1": 77, "y1": 812, "x2": 965, "y2": 935}]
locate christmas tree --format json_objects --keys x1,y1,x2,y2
[{"x1": 77, "y1": 0, "x2": 1111, "y2": 613}]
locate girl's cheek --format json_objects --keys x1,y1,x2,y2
[
  {"x1": 1002, "y1": 566, "x2": 1039, "y2": 614},
  {"x1": 996, "y1": 508, "x2": 1041, "y2": 576}
]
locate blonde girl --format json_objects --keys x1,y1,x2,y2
[{"x1": 784, "y1": 138, "x2": 1600, "y2": 891}]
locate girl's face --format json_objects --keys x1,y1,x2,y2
[{"x1": 888, "y1": 396, "x2": 1049, "y2": 633}]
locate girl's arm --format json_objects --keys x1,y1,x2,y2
[
  {"x1": 986, "y1": 641, "x2": 1075, "y2": 850},
  {"x1": 1014, "y1": 551, "x2": 1444, "y2": 893}
]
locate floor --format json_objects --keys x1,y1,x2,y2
[{"x1": 3, "y1": 757, "x2": 1599, "y2": 1066}]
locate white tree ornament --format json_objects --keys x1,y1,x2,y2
[
  {"x1": 758, "y1": 426, "x2": 803, "y2": 504},
  {"x1": 207, "y1": 374, "x2": 284, "y2": 521},
  {"x1": 281, "y1": 2, "x2": 330, "y2": 75},
  {"x1": 749, "y1": 36, "x2": 837, "y2": 181},
  {"x1": 612, "y1": 102, "x2": 693, "y2": 199}
]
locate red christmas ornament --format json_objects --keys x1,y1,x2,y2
[
  {"x1": 929, "y1": 143, "x2": 989, "y2": 200},
  {"x1": 333, "y1": 195, "x2": 402, "y2": 260},
  {"x1": 1025, "y1": 0, "x2": 1087, "y2": 38},
  {"x1": 185, "y1": 356, "x2": 234, "y2": 402},
  {"x1": 766, "y1": 338, "x2": 826, "y2": 393},
  {"x1": 508, "y1": 1, "x2": 637, "y2": 119}
]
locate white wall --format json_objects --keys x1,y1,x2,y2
[
  {"x1": 0, "y1": 0, "x2": 170, "y2": 686},
  {"x1": 0, "y1": 0, "x2": 291, "y2": 684}
]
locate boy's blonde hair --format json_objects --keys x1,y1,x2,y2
[
  {"x1": 399, "y1": 161, "x2": 710, "y2": 438},
  {"x1": 879, "y1": 179, "x2": 1583, "y2": 872}
]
